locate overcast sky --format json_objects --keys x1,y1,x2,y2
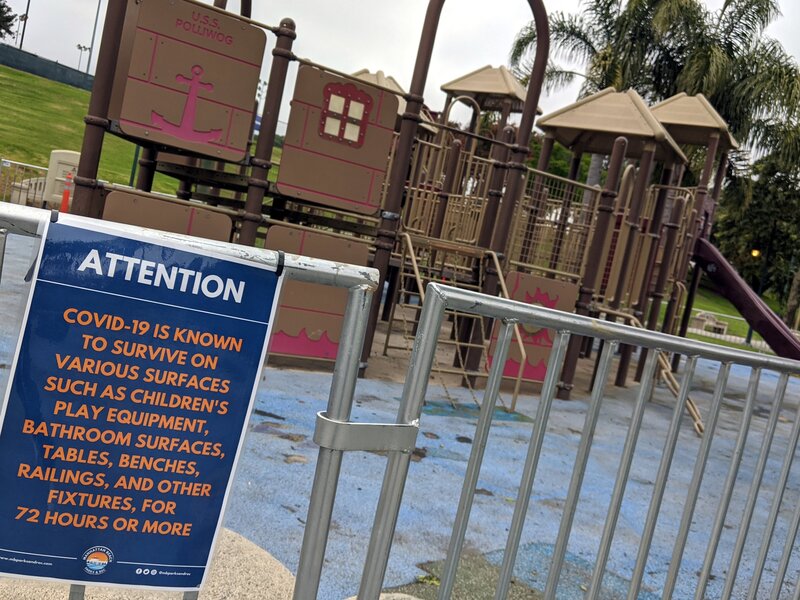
[{"x1": 5, "y1": 0, "x2": 799, "y2": 128}]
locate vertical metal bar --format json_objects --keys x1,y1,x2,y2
[
  {"x1": 627, "y1": 356, "x2": 699, "y2": 599},
  {"x1": 494, "y1": 331, "x2": 570, "y2": 600},
  {"x1": 182, "y1": 592, "x2": 199, "y2": 600},
  {"x1": 662, "y1": 362, "x2": 730, "y2": 599},
  {"x1": 68, "y1": 585, "x2": 85, "y2": 600},
  {"x1": 544, "y1": 341, "x2": 617, "y2": 598},
  {"x1": 437, "y1": 321, "x2": 516, "y2": 600},
  {"x1": 239, "y1": 18, "x2": 295, "y2": 244},
  {"x1": 71, "y1": 0, "x2": 127, "y2": 217},
  {"x1": 358, "y1": 287, "x2": 447, "y2": 599},
  {"x1": 292, "y1": 285, "x2": 373, "y2": 600},
  {"x1": 586, "y1": 350, "x2": 659, "y2": 599},
  {"x1": 747, "y1": 378, "x2": 800, "y2": 597},
  {"x1": 694, "y1": 367, "x2": 761, "y2": 599},
  {"x1": 771, "y1": 460, "x2": 800, "y2": 599},
  {"x1": 720, "y1": 373, "x2": 789, "y2": 599},
  {"x1": 0, "y1": 228, "x2": 7, "y2": 283}
]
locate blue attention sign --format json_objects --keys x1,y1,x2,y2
[{"x1": 0, "y1": 215, "x2": 282, "y2": 590}]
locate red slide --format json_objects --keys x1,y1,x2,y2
[{"x1": 693, "y1": 238, "x2": 800, "y2": 360}]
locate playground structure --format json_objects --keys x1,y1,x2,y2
[{"x1": 60, "y1": 0, "x2": 800, "y2": 409}]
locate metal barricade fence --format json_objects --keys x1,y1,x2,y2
[
  {"x1": 0, "y1": 159, "x2": 48, "y2": 207},
  {"x1": 344, "y1": 283, "x2": 800, "y2": 600}
]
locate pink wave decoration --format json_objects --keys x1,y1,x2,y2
[
  {"x1": 269, "y1": 329, "x2": 339, "y2": 359},
  {"x1": 487, "y1": 356, "x2": 549, "y2": 381},
  {"x1": 518, "y1": 328, "x2": 554, "y2": 347},
  {"x1": 524, "y1": 288, "x2": 560, "y2": 308}
]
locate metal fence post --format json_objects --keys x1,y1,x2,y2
[{"x1": 292, "y1": 284, "x2": 374, "y2": 599}]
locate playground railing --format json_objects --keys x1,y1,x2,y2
[
  {"x1": 507, "y1": 166, "x2": 602, "y2": 281},
  {"x1": 0, "y1": 159, "x2": 48, "y2": 208},
  {"x1": 354, "y1": 282, "x2": 800, "y2": 600}
]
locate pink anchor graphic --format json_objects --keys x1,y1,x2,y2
[{"x1": 151, "y1": 65, "x2": 223, "y2": 143}]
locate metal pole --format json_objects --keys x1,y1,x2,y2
[
  {"x1": 475, "y1": 126, "x2": 515, "y2": 249},
  {"x1": 745, "y1": 251, "x2": 770, "y2": 344},
  {"x1": 127, "y1": 145, "x2": 140, "y2": 187},
  {"x1": 637, "y1": 194, "x2": 687, "y2": 378},
  {"x1": 86, "y1": 0, "x2": 103, "y2": 74},
  {"x1": 557, "y1": 137, "x2": 627, "y2": 399},
  {"x1": 71, "y1": 0, "x2": 127, "y2": 217},
  {"x1": 437, "y1": 322, "x2": 515, "y2": 599},
  {"x1": 68, "y1": 585, "x2": 85, "y2": 600},
  {"x1": 671, "y1": 132, "x2": 720, "y2": 370},
  {"x1": 0, "y1": 228, "x2": 6, "y2": 284},
  {"x1": 358, "y1": 288, "x2": 447, "y2": 598},
  {"x1": 293, "y1": 285, "x2": 374, "y2": 599},
  {"x1": 495, "y1": 331, "x2": 569, "y2": 600},
  {"x1": 18, "y1": 0, "x2": 30, "y2": 50},
  {"x1": 239, "y1": 18, "x2": 296, "y2": 245},
  {"x1": 135, "y1": 146, "x2": 157, "y2": 192},
  {"x1": 486, "y1": 0, "x2": 549, "y2": 263},
  {"x1": 611, "y1": 143, "x2": 655, "y2": 386}
]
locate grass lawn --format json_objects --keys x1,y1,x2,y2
[
  {"x1": 666, "y1": 281, "x2": 793, "y2": 352},
  {"x1": 0, "y1": 65, "x2": 280, "y2": 194}
]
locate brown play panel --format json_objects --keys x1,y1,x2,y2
[
  {"x1": 102, "y1": 188, "x2": 233, "y2": 241},
  {"x1": 107, "y1": 0, "x2": 265, "y2": 162},
  {"x1": 276, "y1": 66, "x2": 398, "y2": 216},
  {"x1": 265, "y1": 226, "x2": 369, "y2": 361}
]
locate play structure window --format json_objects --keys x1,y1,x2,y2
[{"x1": 320, "y1": 83, "x2": 373, "y2": 148}]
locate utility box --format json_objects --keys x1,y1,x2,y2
[{"x1": 41, "y1": 150, "x2": 79, "y2": 208}]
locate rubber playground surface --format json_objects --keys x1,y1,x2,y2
[{"x1": 2, "y1": 233, "x2": 800, "y2": 599}]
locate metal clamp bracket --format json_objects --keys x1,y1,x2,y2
[{"x1": 313, "y1": 412, "x2": 419, "y2": 453}]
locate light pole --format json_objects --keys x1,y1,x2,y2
[
  {"x1": 17, "y1": 0, "x2": 30, "y2": 50},
  {"x1": 85, "y1": 0, "x2": 103, "y2": 74},
  {"x1": 745, "y1": 247, "x2": 770, "y2": 345},
  {"x1": 76, "y1": 44, "x2": 90, "y2": 71}
]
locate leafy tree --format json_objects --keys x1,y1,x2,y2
[
  {"x1": 713, "y1": 153, "x2": 800, "y2": 310},
  {"x1": 0, "y1": 1, "x2": 15, "y2": 40}
]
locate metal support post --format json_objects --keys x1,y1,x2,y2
[
  {"x1": 239, "y1": 18, "x2": 296, "y2": 245},
  {"x1": 557, "y1": 137, "x2": 627, "y2": 399}
]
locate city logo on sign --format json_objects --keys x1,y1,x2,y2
[{"x1": 82, "y1": 545, "x2": 114, "y2": 576}]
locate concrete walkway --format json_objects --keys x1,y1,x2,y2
[{"x1": 0, "y1": 529, "x2": 295, "y2": 599}]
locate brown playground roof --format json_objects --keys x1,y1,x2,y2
[
  {"x1": 650, "y1": 92, "x2": 739, "y2": 151},
  {"x1": 536, "y1": 88, "x2": 688, "y2": 164},
  {"x1": 351, "y1": 69, "x2": 437, "y2": 133},
  {"x1": 440, "y1": 65, "x2": 542, "y2": 114}
]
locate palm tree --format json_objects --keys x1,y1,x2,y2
[
  {"x1": 510, "y1": 0, "x2": 800, "y2": 156},
  {"x1": 509, "y1": 0, "x2": 652, "y2": 96},
  {"x1": 648, "y1": 0, "x2": 800, "y2": 152},
  {"x1": 508, "y1": 0, "x2": 658, "y2": 186}
]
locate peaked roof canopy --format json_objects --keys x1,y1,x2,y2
[
  {"x1": 536, "y1": 88, "x2": 687, "y2": 164},
  {"x1": 650, "y1": 93, "x2": 739, "y2": 151},
  {"x1": 351, "y1": 69, "x2": 436, "y2": 133},
  {"x1": 441, "y1": 65, "x2": 541, "y2": 114}
]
